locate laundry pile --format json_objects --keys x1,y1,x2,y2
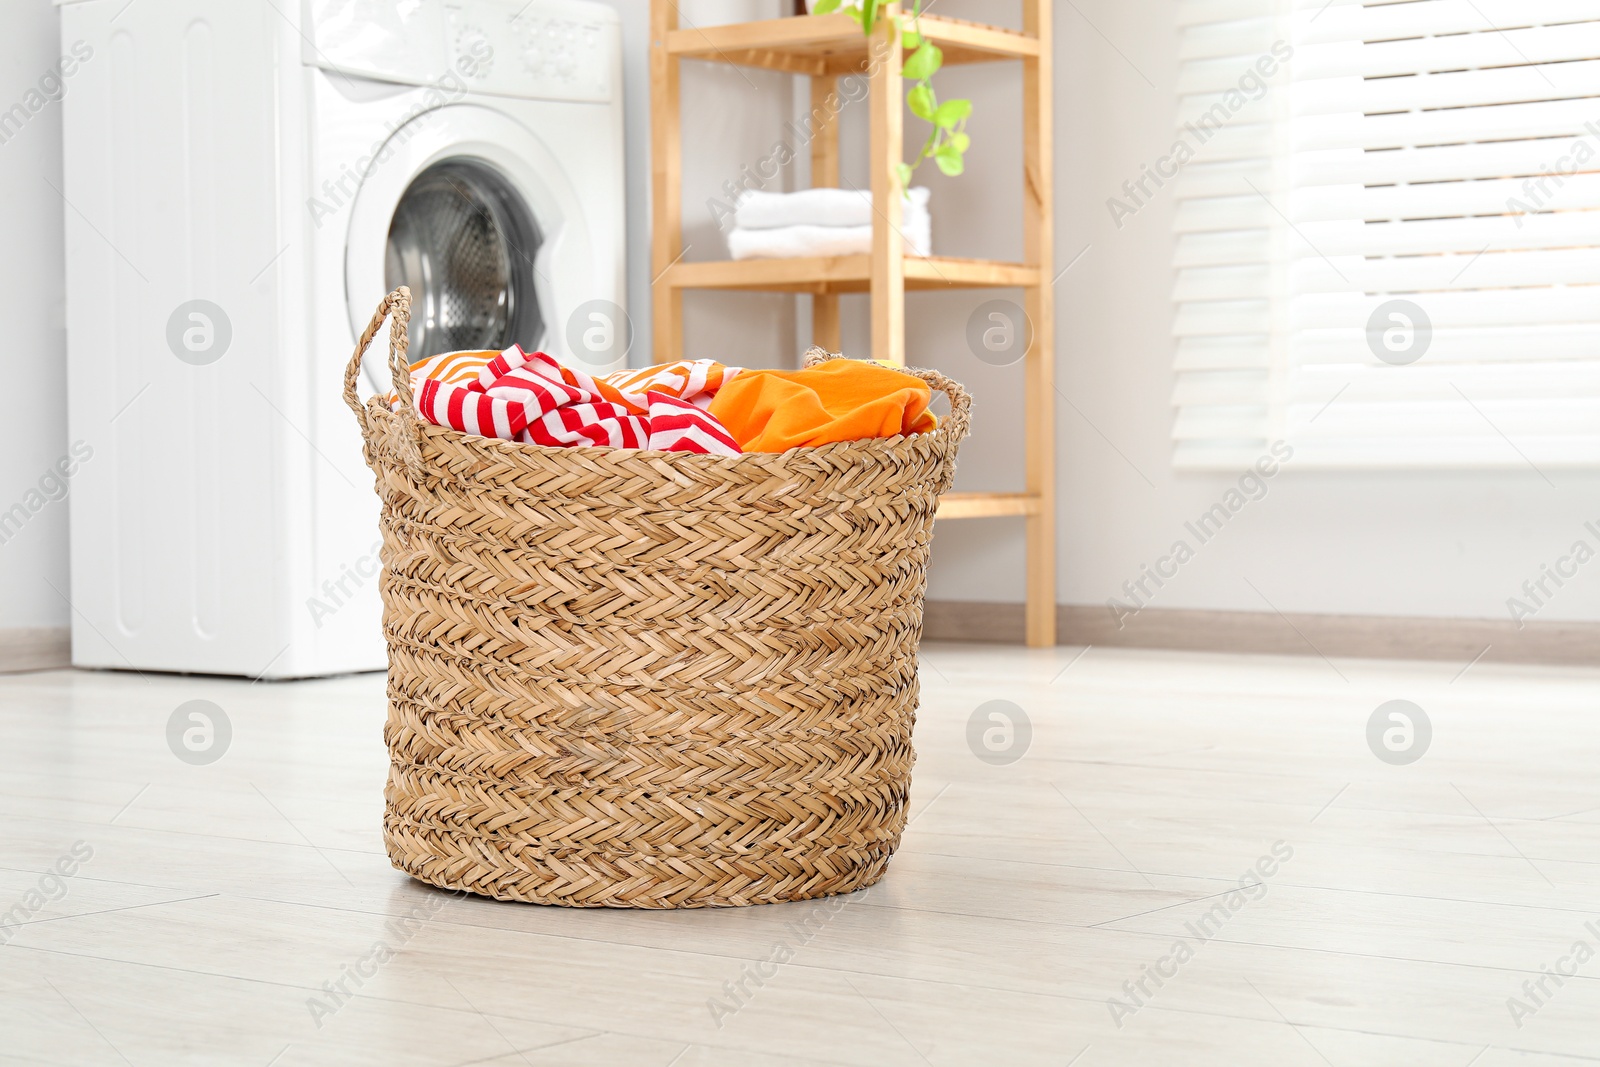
[
  {"x1": 396, "y1": 348, "x2": 741, "y2": 455},
  {"x1": 726, "y1": 187, "x2": 932, "y2": 260},
  {"x1": 393, "y1": 347, "x2": 936, "y2": 456}
]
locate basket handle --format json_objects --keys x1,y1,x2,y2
[
  {"x1": 802, "y1": 346, "x2": 972, "y2": 448},
  {"x1": 343, "y1": 287, "x2": 425, "y2": 472}
]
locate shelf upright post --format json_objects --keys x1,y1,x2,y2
[
  {"x1": 869, "y1": 6, "x2": 906, "y2": 367},
  {"x1": 650, "y1": 0, "x2": 685, "y2": 365},
  {"x1": 1022, "y1": 0, "x2": 1057, "y2": 647},
  {"x1": 810, "y1": 74, "x2": 843, "y2": 353}
]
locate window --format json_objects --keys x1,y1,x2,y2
[{"x1": 1173, "y1": 0, "x2": 1600, "y2": 470}]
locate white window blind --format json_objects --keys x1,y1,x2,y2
[
  {"x1": 1174, "y1": 0, "x2": 1600, "y2": 469},
  {"x1": 1172, "y1": 0, "x2": 1294, "y2": 469}
]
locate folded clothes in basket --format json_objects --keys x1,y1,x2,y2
[
  {"x1": 726, "y1": 187, "x2": 932, "y2": 260},
  {"x1": 394, "y1": 347, "x2": 938, "y2": 455}
]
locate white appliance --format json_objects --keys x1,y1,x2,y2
[{"x1": 59, "y1": 0, "x2": 625, "y2": 678}]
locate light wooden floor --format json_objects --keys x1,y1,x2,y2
[{"x1": 1, "y1": 644, "x2": 1598, "y2": 1066}]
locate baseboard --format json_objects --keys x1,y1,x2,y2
[
  {"x1": 0, "y1": 628, "x2": 71, "y2": 674},
  {"x1": 9, "y1": 612, "x2": 1591, "y2": 671},
  {"x1": 922, "y1": 602, "x2": 1596, "y2": 667}
]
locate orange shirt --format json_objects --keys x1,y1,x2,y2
[{"x1": 709, "y1": 360, "x2": 937, "y2": 453}]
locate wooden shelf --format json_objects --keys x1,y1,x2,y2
[
  {"x1": 937, "y1": 492, "x2": 1041, "y2": 520},
  {"x1": 664, "y1": 13, "x2": 1039, "y2": 77},
  {"x1": 664, "y1": 255, "x2": 1039, "y2": 294},
  {"x1": 651, "y1": 3, "x2": 1057, "y2": 647}
]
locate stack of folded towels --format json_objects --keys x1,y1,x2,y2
[
  {"x1": 392, "y1": 346, "x2": 938, "y2": 457},
  {"x1": 726, "y1": 187, "x2": 932, "y2": 260}
]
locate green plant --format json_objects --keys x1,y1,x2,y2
[{"x1": 810, "y1": 0, "x2": 972, "y2": 188}]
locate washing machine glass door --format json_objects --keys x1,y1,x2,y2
[{"x1": 384, "y1": 158, "x2": 544, "y2": 362}]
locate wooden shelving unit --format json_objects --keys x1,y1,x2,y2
[{"x1": 650, "y1": 3, "x2": 1056, "y2": 647}]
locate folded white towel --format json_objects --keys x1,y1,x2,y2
[
  {"x1": 727, "y1": 215, "x2": 932, "y2": 261},
  {"x1": 735, "y1": 187, "x2": 932, "y2": 231}
]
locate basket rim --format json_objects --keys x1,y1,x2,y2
[{"x1": 363, "y1": 395, "x2": 959, "y2": 469}]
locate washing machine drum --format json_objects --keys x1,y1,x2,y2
[{"x1": 384, "y1": 158, "x2": 544, "y2": 362}]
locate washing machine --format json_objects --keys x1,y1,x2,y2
[{"x1": 58, "y1": 0, "x2": 625, "y2": 678}]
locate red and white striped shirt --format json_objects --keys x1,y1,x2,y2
[{"x1": 397, "y1": 347, "x2": 741, "y2": 457}]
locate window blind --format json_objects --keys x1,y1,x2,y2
[
  {"x1": 1172, "y1": 0, "x2": 1294, "y2": 469},
  {"x1": 1173, "y1": 0, "x2": 1600, "y2": 469}
]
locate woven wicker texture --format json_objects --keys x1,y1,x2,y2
[{"x1": 344, "y1": 288, "x2": 972, "y2": 908}]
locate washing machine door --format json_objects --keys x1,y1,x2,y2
[
  {"x1": 345, "y1": 105, "x2": 599, "y2": 393},
  {"x1": 384, "y1": 157, "x2": 544, "y2": 364}
]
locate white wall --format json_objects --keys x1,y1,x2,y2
[{"x1": 0, "y1": 2, "x2": 70, "y2": 631}]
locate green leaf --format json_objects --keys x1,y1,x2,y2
[
  {"x1": 861, "y1": 0, "x2": 879, "y2": 34},
  {"x1": 901, "y1": 41, "x2": 942, "y2": 80},
  {"x1": 811, "y1": 0, "x2": 842, "y2": 13},
  {"x1": 907, "y1": 84, "x2": 936, "y2": 121},
  {"x1": 935, "y1": 143, "x2": 965, "y2": 176},
  {"x1": 902, "y1": 27, "x2": 922, "y2": 47},
  {"x1": 933, "y1": 98, "x2": 972, "y2": 128},
  {"x1": 934, "y1": 97, "x2": 966, "y2": 127},
  {"x1": 950, "y1": 131, "x2": 971, "y2": 153},
  {"x1": 896, "y1": 162, "x2": 914, "y2": 189}
]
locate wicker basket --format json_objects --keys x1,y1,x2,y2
[{"x1": 342, "y1": 288, "x2": 972, "y2": 908}]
